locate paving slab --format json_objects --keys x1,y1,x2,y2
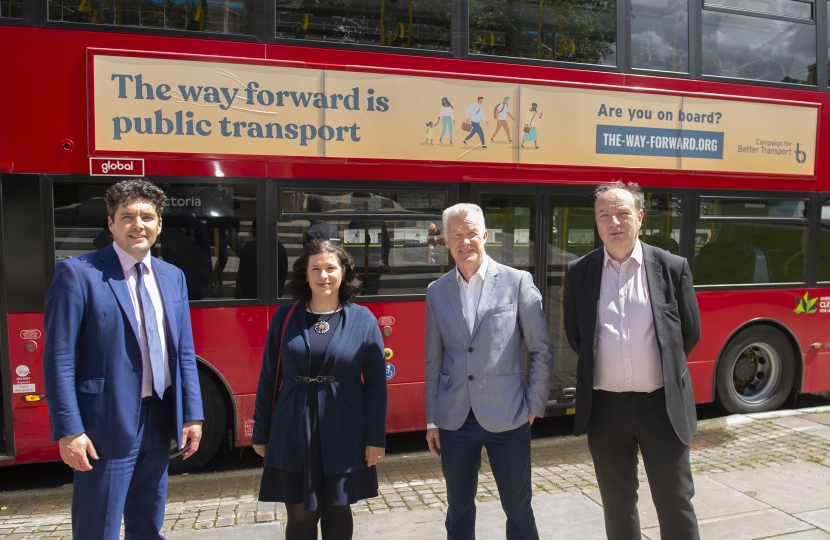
[
  {"x1": 770, "y1": 417, "x2": 830, "y2": 441},
  {"x1": 473, "y1": 491, "x2": 606, "y2": 540},
  {"x1": 353, "y1": 508, "x2": 445, "y2": 539},
  {"x1": 795, "y1": 509, "x2": 830, "y2": 532},
  {"x1": 582, "y1": 475, "x2": 769, "y2": 529},
  {"x1": 641, "y1": 509, "x2": 813, "y2": 540},
  {"x1": 774, "y1": 531, "x2": 830, "y2": 539},
  {"x1": 708, "y1": 462, "x2": 830, "y2": 514},
  {"x1": 804, "y1": 413, "x2": 830, "y2": 428},
  {"x1": 169, "y1": 522, "x2": 282, "y2": 539}
]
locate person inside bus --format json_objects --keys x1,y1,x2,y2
[
  {"x1": 252, "y1": 239, "x2": 387, "y2": 540},
  {"x1": 424, "y1": 203, "x2": 554, "y2": 540},
  {"x1": 563, "y1": 181, "x2": 702, "y2": 540},
  {"x1": 304, "y1": 194, "x2": 340, "y2": 245},
  {"x1": 42, "y1": 179, "x2": 204, "y2": 540}
]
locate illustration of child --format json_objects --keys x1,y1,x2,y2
[{"x1": 425, "y1": 122, "x2": 434, "y2": 145}]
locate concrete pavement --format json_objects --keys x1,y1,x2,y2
[{"x1": 5, "y1": 405, "x2": 830, "y2": 538}]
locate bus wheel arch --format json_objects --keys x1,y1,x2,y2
[
  {"x1": 714, "y1": 322, "x2": 799, "y2": 414},
  {"x1": 168, "y1": 357, "x2": 235, "y2": 474}
]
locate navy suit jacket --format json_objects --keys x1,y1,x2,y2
[
  {"x1": 43, "y1": 243, "x2": 204, "y2": 459},
  {"x1": 252, "y1": 301, "x2": 387, "y2": 475}
]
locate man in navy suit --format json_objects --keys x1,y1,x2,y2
[{"x1": 43, "y1": 179, "x2": 204, "y2": 540}]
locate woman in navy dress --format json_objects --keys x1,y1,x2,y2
[{"x1": 252, "y1": 239, "x2": 387, "y2": 540}]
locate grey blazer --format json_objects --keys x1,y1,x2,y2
[
  {"x1": 563, "y1": 243, "x2": 702, "y2": 445},
  {"x1": 425, "y1": 258, "x2": 555, "y2": 433}
]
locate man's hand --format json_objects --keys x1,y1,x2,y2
[
  {"x1": 59, "y1": 433, "x2": 98, "y2": 471},
  {"x1": 366, "y1": 446, "x2": 385, "y2": 467},
  {"x1": 529, "y1": 414, "x2": 536, "y2": 425},
  {"x1": 426, "y1": 427, "x2": 441, "y2": 457},
  {"x1": 253, "y1": 444, "x2": 267, "y2": 458},
  {"x1": 181, "y1": 420, "x2": 202, "y2": 460}
]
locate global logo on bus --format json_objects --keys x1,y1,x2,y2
[
  {"x1": 795, "y1": 292, "x2": 818, "y2": 314},
  {"x1": 90, "y1": 158, "x2": 145, "y2": 176}
]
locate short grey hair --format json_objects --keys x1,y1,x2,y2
[
  {"x1": 594, "y1": 181, "x2": 644, "y2": 212},
  {"x1": 442, "y1": 203, "x2": 486, "y2": 239}
]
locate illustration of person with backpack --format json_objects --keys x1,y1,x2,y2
[{"x1": 491, "y1": 96, "x2": 515, "y2": 143}]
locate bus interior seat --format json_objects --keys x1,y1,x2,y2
[
  {"x1": 643, "y1": 234, "x2": 680, "y2": 255},
  {"x1": 693, "y1": 242, "x2": 769, "y2": 285}
]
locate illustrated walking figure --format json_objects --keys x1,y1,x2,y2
[
  {"x1": 521, "y1": 103, "x2": 542, "y2": 149},
  {"x1": 491, "y1": 96, "x2": 515, "y2": 142},
  {"x1": 437, "y1": 97, "x2": 456, "y2": 145},
  {"x1": 426, "y1": 122, "x2": 435, "y2": 145},
  {"x1": 463, "y1": 97, "x2": 489, "y2": 148}
]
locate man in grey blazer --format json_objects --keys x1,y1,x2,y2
[
  {"x1": 425, "y1": 203, "x2": 554, "y2": 540},
  {"x1": 563, "y1": 182, "x2": 701, "y2": 540}
]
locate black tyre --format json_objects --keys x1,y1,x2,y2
[
  {"x1": 168, "y1": 369, "x2": 228, "y2": 474},
  {"x1": 715, "y1": 325, "x2": 795, "y2": 414}
]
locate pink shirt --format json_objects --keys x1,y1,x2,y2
[
  {"x1": 594, "y1": 241, "x2": 663, "y2": 393},
  {"x1": 112, "y1": 242, "x2": 171, "y2": 398}
]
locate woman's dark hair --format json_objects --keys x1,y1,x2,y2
[
  {"x1": 442, "y1": 97, "x2": 452, "y2": 108},
  {"x1": 105, "y1": 179, "x2": 166, "y2": 219},
  {"x1": 287, "y1": 239, "x2": 363, "y2": 301}
]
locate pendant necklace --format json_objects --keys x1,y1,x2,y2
[{"x1": 309, "y1": 301, "x2": 340, "y2": 334}]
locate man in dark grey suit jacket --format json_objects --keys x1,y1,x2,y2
[
  {"x1": 563, "y1": 182, "x2": 701, "y2": 540},
  {"x1": 425, "y1": 203, "x2": 554, "y2": 540}
]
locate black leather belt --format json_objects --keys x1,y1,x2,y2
[{"x1": 295, "y1": 376, "x2": 335, "y2": 383}]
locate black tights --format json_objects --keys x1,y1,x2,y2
[{"x1": 285, "y1": 503, "x2": 353, "y2": 540}]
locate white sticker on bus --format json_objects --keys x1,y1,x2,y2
[{"x1": 13, "y1": 384, "x2": 35, "y2": 394}]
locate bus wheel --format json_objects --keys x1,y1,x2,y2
[
  {"x1": 715, "y1": 325, "x2": 795, "y2": 414},
  {"x1": 168, "y1": 369, "x2": 228, "y2": 474}
]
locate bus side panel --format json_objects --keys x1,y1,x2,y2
[
  {"x1": 7, "y1": 313, "x2": 57, "y2": 464},
  {"x1": 693, "y1": 288, "x2": 830, "y2": 397},
  {"x1": 359, "y1": 300, "x2": 425, "y2": 385},
  {"x1": 386, "y1": 382, "x2": 426, "y2": 432},
  {"x1": 190, "y1": 305, "x2": 269, "y2": 394},
  {"x1": 688, "y1": 362, "x2": 715, "y2": 403}
]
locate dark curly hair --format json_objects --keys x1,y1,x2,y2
[
  {"x1": 287, "y1": 239, "x2": 363, "y2": 301},
  {"x1": 105, "y1": 179, "x2": 166, "y2": 219}
]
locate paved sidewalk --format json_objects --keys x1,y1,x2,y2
[{"x1": 4, "y1": 405, "x2": 830, "y2": 538}]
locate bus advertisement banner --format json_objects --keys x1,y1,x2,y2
[{"x1": 90, "y1": 53, "x2": 818, "y2": 175}]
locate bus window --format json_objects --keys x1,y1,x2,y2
[
  {"x1": 694, "y1": 197, "x2": 809, "y2": 285},
  {"x1": 469, "y1": 0, "x2": 616, "y2": 64},
  {"x1": 817, "y1": 198, "x2": 830, "y2": 282},
  {"x1": 1, "y1": 0, "x2": 22, "y2": 17},
  {"x1": 275, "y1": 0, "x2": 451, "y2": 52},
  {"x1": 53, "y1": 182, "x2": 258, "y2": 300},
  {"x1": 480, "y1": 194, "x2": 535, "y2": 276},
  {"x1": 641, "y1": 192, "x2": 682, "y2": 255},
  {"x1": 631, "y1": 0, "x2": 689, "y2": 72},
  {"x1": 48, "y1": 0, "x2": 253, "y2": 34},
  {"x1": 279, "y1": 190, "x2": 447, "y2": 297},
  {"x1": 701, "y1": 0, "x2": 816, "y2": 85}
]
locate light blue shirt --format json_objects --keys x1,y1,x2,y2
[{"x1": 466, "y1": 102, "x2": 487, "y2": 123}]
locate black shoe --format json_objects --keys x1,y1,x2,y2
[
  {"x1": 463, "y1": 140, "x2": 467, "y2": 145},
  {"x1": 482, "y1": 145, "x2": 487, "y2": 148},
  {"x1": 490, "y1": 137, "x2": 494, "y2": 142}
]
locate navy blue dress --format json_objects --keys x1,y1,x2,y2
[{"x1": 258, "y1": 310, "x2": 379, "y2": 510}]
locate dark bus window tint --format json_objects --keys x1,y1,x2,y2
[
  {"x1": 279, "y1": 191, "x2": 447, "y2": 297},
  {"x1": 469, "y1": 0, "x2": 616, "y2": 65},
  {"x1": 48, "y1": 0, "x2": 253, "y2": 34},
  {"x1": 642, "y1": 193, "x2": 682, "y2": 254},
  {"x1": 818, "y1": 202, "x2": 830, "y2": 282},
  {"x1": 480, "y1": 194, "x2": 535, "y2": 276},
  {"x1": 631, "y1": 0, "x2": 689, "y2": 72},
  {"x1": 1, "y1": 0, "x2": 22, "y2": 17},
  {"x1": 53, "y1": 182, "x2": 258, "y2": 301},
  {"x1": 694, "y1": 198, "x2": 808, "y2": 285},
  {"x1": 276, "y1": 0, "x2": 451, "y2": 52},
  {"x1": 702, "y1": 8, "x2": 816, "y2": 85}
]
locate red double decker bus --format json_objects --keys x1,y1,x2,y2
[{"x1": 2, "y1": 0, "x2": 830, "y2": 470}]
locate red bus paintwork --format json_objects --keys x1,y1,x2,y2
[{"x1": 3, "y1": 24, "x2": 830, "y2": 465}]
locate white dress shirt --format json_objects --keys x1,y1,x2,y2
[
  {"x1": 465, "y1": 103, "x2": 487, "y2": 123},
  {"x1": 112, "y1": 242, "x2": 172, "y2": 398},
  {"x1": 594, "y1": 241, "x2": 663, "y2": 393}
]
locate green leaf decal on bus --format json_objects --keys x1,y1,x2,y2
[{"x1": 795, "y1": 292, "x2": 817, "y2": 314}]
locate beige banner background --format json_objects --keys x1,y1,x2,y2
[{"x1": 92, "y1": 55, "x2": 818, "y2": 175}]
